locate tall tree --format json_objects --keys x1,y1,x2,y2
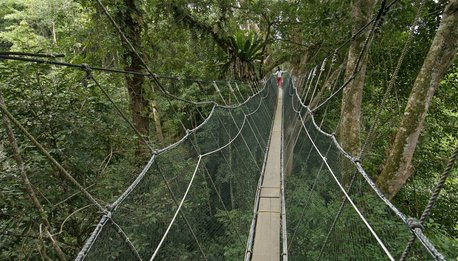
[
  {"x1": 339, "y1": 0, "x2": 376, "y2": 157},
  {"x1": 377, "y1": 0, "x2": 458, "y2": 199},
  {"x1": 116, "y1": 0, "x2": 149, "y2": 138}
]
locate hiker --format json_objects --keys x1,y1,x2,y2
[{"x1": 274, "y1": 67, "x2": 284, "y2": 88}]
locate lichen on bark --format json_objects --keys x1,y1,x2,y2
[{"x1": 377, "y1": 0, "x2": 458, "y2": 199}]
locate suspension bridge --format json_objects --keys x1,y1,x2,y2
[
  {"x1": 1, "y1": 0, "x2": 456, "y2": 260},
  {"x1": 0, "y1": 69, "x2": 447, "y2": 260},
  {"x1": 70, "y1": 74, "x2": 444, "y2": 261}
]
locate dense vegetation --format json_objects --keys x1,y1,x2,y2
[{"x1": 0, "y1": 0, "x2": 456, "y2": 259}]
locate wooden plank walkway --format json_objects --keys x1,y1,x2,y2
[{"x1": 251, "y1": 88, "x2": 283, "y2": 261}]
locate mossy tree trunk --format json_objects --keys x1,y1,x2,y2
[
  {"x1": 339, "y1": 0, "x2": 376, "y2": 186},
  {"x1": 377, "y1": 0, "x2": 458, "y2": 199},
  {"x1": 340, "y1": 0, "x2": 376, "y2": 158}
]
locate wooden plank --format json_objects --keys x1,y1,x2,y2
[
  {"x1": 260, "y1": 187, "x2": 280, "y2": 198},
  {"x1": 258, "y1": 197, "x2": 281, "y2": 212},
  {"x1": 251, "y1": 88, "x2": 283, "y2": 261},
  {"x1": 251, "y1": 212, "x2": 281, "y2": 261}
]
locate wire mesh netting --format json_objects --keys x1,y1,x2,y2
[
  {"x1": 0, "y1": 58, "x2": 262, "y2": 258},
  {"x1": 283, "y1": 76, "x2": 441, "y2": 260},
  {"x1": 77, "y1": 78, "x2": 278, "y2": 260}
]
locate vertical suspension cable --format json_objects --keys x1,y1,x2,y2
[
  {"x1": 154, "y1": 163, "x2": 208, "y2": 261},
  {"x1": 399, "y1": 143, "x2": 457, "y2": 261},
  {"x1": 150, "y1": 157, "x2": 203, "y2": 260},
  {"x1": 189, "y1": 133, "x2": 246, "y2": 247},
  {"x1": 299, "y1": 112, "x2": 395, "y2": 260}
]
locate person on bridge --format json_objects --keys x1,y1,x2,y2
[{"x1": 274, "y1": 67, "x2": 284, "y2": 88}]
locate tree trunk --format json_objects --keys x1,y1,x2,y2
[
  {"x1": 151, "y1": 100, "x2": 164, "y2": 142},
  {"x1": 51, "y1": 21, "x2": 57, "y2": 45},
  {"x1": 339, "y1": 0, "x2": 376, "y2": 157},
  {"x1": 125, "y1": 64, "x2": 149, "y2": 137},
  {"x1": 377, "y1": 0, "x2": 458, "y2": 199},
  {"x1": 118, "y1": 0, "x2": 149, "y2": 138}
]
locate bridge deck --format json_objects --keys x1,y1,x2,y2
[{"x1": 251, "y1": 88, "x2": 283, "y2": 261}]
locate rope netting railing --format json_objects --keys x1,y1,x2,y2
[
  {"x1": 282, "y1": 74, "x2": 444, "y2": 260},
  {"x1": 75, "y1": 77, "x2": 278, "y2": 260},
  {"x1": 282, "y1": 0, "x2": 449, "y2": 259},
  {"x1": 0, "y1": 49, "x2": 267, "y2": 259}
]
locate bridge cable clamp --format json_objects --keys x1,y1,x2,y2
[
  {"x1": 81, "y1": 63, "x2": 92, "y2": 87},
  {"x1": 320, "y1": 58, "x2": 328, "y2": 72},
  {"x1": 407, "y1": 217, "x2": 424, "y2": 231},
  {"x1": 331, "y1": 51, "x2": 337, "y2": 64}
]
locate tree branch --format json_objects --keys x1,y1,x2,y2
[
  {"x1": 170, "y1": 3, "x2": 232, "y2": 52},
  {"x1": 0, "y1": 91, "x2": 67, "y2": 261}
]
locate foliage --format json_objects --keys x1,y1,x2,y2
[
  {"x1": 0, "y1": 0, "x2": 457, "y2": 259},
  {"x1": 221, "y1": 30, "x2": 264, "y2": 80}
]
